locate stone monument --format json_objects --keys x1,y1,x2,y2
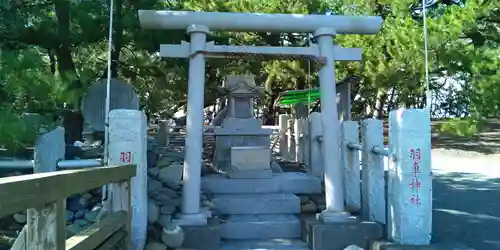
[{"x1": 214, "y1": 75, "x2": 273, "y2": 179}]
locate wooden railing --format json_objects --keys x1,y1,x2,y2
[{"x1": 0, "y1": 164, "x2": 136, "y2": 250}]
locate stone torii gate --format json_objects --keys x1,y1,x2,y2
[{"x1": 138, "y1": 10, "x2": 382, "y2": 226}]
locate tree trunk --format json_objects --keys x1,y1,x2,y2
[
  {"x1": 373, "y1": 89, "x2": 387, "y2": 119},
  {"x1": 54, "y1": 0, "x2": 83, "y2": 144}
]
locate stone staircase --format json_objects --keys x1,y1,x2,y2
[{"x1": 202, "y1": 172, "x2": 322, "y2": 250}]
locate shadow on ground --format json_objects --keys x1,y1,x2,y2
[
  {"x1": 432, "y1": 133, "x2": 500, "y2": 155},
  {"x1": 433, "y1": 172, "x2": 500, "y2": 249}
]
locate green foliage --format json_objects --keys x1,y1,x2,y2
[
  {"x1": 0, "y1": 0, "x2": 498, "y2": 151},
  {"x1": 437, "y1": 117, "x2": 487, "y2": 137},
  {"x1": 0, "y1": 107, "x2": 58, "y2": 154}
]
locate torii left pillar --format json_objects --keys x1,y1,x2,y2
[{"x1": 174, "y1": 24, "x2": 210, "y2": 226}]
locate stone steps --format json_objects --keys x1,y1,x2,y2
[
  {"x1": 221, "y1": 214, "x2": 301, "y2": 240},
  {"x1": 202, "y1": 172, "x2": 321, "y2": 194},
  {"x1": 221, "y1": 239, "x2": 310, "y2": 250},
  {"x1": 212, "y1": 193, "x2": 300, "y2": 215}
]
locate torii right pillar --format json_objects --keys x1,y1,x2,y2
[{"x1": 314, "y1": 27, "x2": 352, "y2": 222}]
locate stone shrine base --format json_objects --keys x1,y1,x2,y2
[
  {"x1": 181, "y1": 218, "x2": 221, "y2": 250},
  {"x1": 301, "y1": 215, "x2": 383, "y2": 250},
  {"x1": 371, "y1": 241, "x2": 474, "y2": 250}
]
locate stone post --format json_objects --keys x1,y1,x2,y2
[
  {"x1": 287, "y1": 119, "x2": 296, "y2": 161},
  {"x1": 178, "y1": 24, "x2": 209, "y2": 225},
  {"x1": 387, "y1": 109, "x2": 432, "y2": 245},
  {"x1": 278, "y1": 114, "x2": 290, "y2": 158},
  {"x1": 158, "y1": 120, "x2": 170, "y2": 147},
  {"x1": 341, "y1": 121, "x2": 361, "y2": 212},
  {"x1": 108, "y1": 109, "x2": 148, "y2": 249},
  {"x1": 294, "y1": 118, "x2": 304, "y2": 162},
  {"x1": 315, "y1": 27, "x2": 350, "y2": 222},
  {"x1": 361, "y1": 119, "x2": 385, "y2": 224},
  {"x1": 24, "y1": 127, "x2": 66, "y2": 249},
  {"x1": 309, "y1": 112, "x2": 323, "y2": 177}
]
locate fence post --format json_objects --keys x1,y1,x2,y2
[
  {"x1": 341, "y1": 121, "x2": 361, "y2": 212},
  {"x1": 278, "y1": 114, "x2": 289, "y2": 158},
  {"x1": 387, "y1": 109, "x2": 432, "y2": 245},
  {"x1": 158, "y1": 120, "x2": 170, "y2": 147},
  {"x1": 295, "y1": 118, "x2": 306, "y2": 163},
  {"x1": 309, "y1": 112, "x2": 323, "y2": 177},
  {"x1": 108, "y1": 109, "x2": 148, "y2": 250},
  {"x1": 287, "y1": 119, "x2": 296, "y2": 161},
  {"x1": 361, "y1": 119, "x2": 385, "y2": 224},
  {"x1": 24, "y1": 127, "x2": 66, "y2": 249},
  {"x1": 301, "y1": 119, "x2": 310, "y2": 167}
]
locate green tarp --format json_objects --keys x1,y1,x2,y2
[{"x1": 278, "y1": 88, "x2": 320, "y2": 106}]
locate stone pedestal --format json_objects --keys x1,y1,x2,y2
[{"x1": 214, "y1": 119, "x2": 273, "y2": 178}]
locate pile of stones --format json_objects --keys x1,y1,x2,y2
[{"x1": 144, "y1": 139, "x2": 215, "y2": 250}]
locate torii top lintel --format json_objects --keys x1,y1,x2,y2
[{"x1": 138, "y1": 10, "x2": 382, "y2": 34}]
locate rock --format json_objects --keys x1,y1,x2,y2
[
  {"x1": 148, "y1": 179, "x2": 163, "y2": 194},
  {"x1": 163, "y1": 180, "x2": 182, "y2": 191},
  {"x1": 160, "y1": 204, "x2": 176, "y2": 215},
  {"x1": 157, "y1": 187, "x2": 178, "y2": 198},
  {"x1": 154, "y1": 194, "x2": 174, "y2": 206},
  {"x1": 158, "y1": 164, "x2": 183, "y2": 183},
  {"x1": 161, "y1": 223, "x2": 184, "y2": 248},
  {"x1": 84, "y1": 205, "x2": 103, "y2": 223},
  {"x1": 67, "y1": 195, "x2": 90, "y2": 212},
  {"x1": 298, "y1": 195, "x2": 311, "y2": 204},
  {"x1": 200, "y1": 207, "x2": 212, "y2": 218},
  {"x1": 148, "y1": 200, "x2": 160, "y2": 224},
  {"x1": 66, "y1": 210, "x2": 75, "y2": 221},
  {"x1": 13, "y1": 213, "x2": 26, "y2": 224},
  {"x1": 301, "y1": 202, "x2": 317, "y2": 213},
  {"x1": 148, "y1": 150, "x2": 159, "y2": 169},
  {"x1": 344, "y1": 245, "x2": 364, "y2": 250},
  {"x1": 89, "y1": 188, "x2": 102, "y2": 196},
  {"x1": 202, "y1": 200, "x2": 216, "y2": 209},
  {"x1": 81, "y1": 192, "x2": 93, "y2": 200},
  {"x1": 73, "y1": 219, "x2": 91, "y2": 228},
  {"x1": 145, "y1": 242, "x2": 167, "y2": 250},
  {"x1": 156, "y1": 157, "x2": 175, "y2": 169},
  {"x1": 159, "y1": 215, "x2": 172, "y2": 228},
  {"x1": 148, "y1": 167, "x2": 161, "y2": 178}
]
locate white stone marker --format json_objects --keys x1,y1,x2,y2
[
  {"x1": 109, "y1": 109, "x2": 148, "y2": 250},
  {"x1": 387, "y1": 108, "x2": 432, "y2": 245}
]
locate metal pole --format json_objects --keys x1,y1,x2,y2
[{"x1": 57, "y1": 159, "x2": 103, "y2": 168}]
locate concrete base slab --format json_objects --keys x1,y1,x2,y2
[
  {"x1": 181, "y1": 217, "x2": 221, "y2": 250},
  {"x1": 213, "y1": 193, "x2": 300, "y2": 215},
  {"x1": 222, "y1": 214, "x2": 301, "y2": 240},
  {"x1": 221, "y1": 239, "x2": 310, "y2": 250},
  {"x1": 316, "y1": 210, "x2": 355, "y2": 223},
  {"x1": 371, "y1": 241, "x2": 475, "y2": 250},
  {"x1": 301, "y1": 215, "x2": 383, "y2": 250},
  {"x1": 202, "y1": 172, "x2": 321, "y2": 194},
  {"x1": 172, "y1": 213, "x2": 207, "y2": 226},
  {"x1": 228, "y1": 169, "x2": 273, "y2": 179}
]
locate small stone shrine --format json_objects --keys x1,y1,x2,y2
[{"x1": 214, "y1": 75, "x2": 273, "y2": 179}]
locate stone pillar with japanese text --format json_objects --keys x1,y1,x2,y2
[{"x1": 387, "y1": 108, "x2": 432, "y2": 245}]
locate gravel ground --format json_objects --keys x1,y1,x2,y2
[{"x1": 431, "y1": 148, "x2": 500, "y2": 250}]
